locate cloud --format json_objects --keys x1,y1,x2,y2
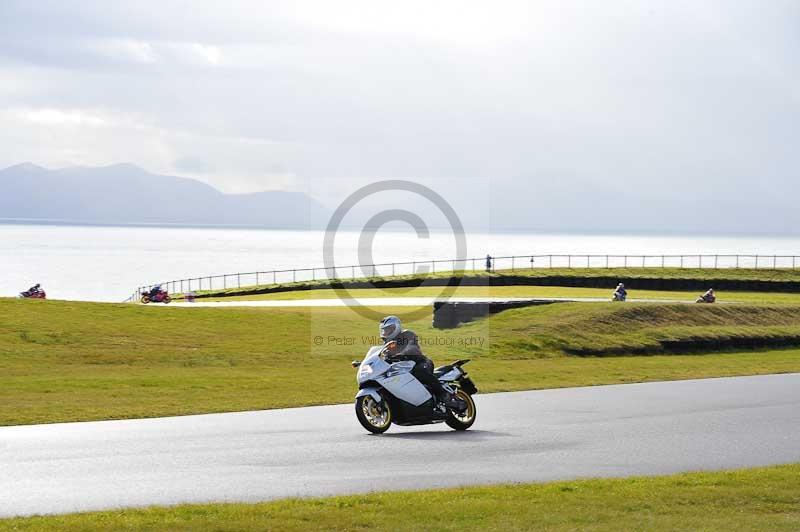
[{"x1": 0, "y1": 0, "x2": 798, "y2": 231}]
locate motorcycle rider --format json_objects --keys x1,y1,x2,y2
[
  {"x1": 28, "y1": 283, "x2": 41, "y2": 295},
  {"x1": 700, "y1": 288, "x2": 716, "y2": 303},
  {"x1": 379, "y1": 315, "x2": 460, "y2": 409},
  {"x1": 613, "y1": 282, "x2": 627, "y2": 301},
  {"x1": 148, "y1": 285, "x2": 163, "y2": 299}
]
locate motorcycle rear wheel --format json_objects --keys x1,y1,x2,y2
[
  {"x1": 446, "y1": 389, "x2": 476, "y2": 431},
  {"x1": 355, "y1": 395, "x2": 392, "y2": 434},
  {"x1": 140, "y1": 296, "x2": 150, "y2": 304}
]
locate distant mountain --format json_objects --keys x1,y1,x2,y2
[{"x1": 0, "y1": 163, "x2": 328, "y2": 228}]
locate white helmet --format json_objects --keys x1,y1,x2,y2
[{"x1": 380, "y1": 315, "x2": 401, "y2": 342}]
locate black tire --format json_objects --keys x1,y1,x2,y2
[
  {"x1": 163, "y1": 295, "x2": 172, "y2": 304},
  {"x1": 446, "y1": 389, "x2": 476, "y2": 431},
  {"x1": 355, "y1": 395, "x2": 392, "y2": 434},
  {"x1": 140, "y1": 295, "x2": 150, "y2": 304}
]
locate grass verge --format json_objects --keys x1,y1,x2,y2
[
  {"x1": 177, "y1": 267, "x2": 800, "y2": 300},
  {"x1": 2, "y1": 298, "x2": 800, "y2": 425},
  {"x1": 3, "y1": 464, "x2": 799, "y2": 531}
]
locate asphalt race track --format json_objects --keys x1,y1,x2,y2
[
  {"x1": 2, "y1": 374, "x2": 798, "y2": 517},
  {"x1": 164, "y1": 296, "x2": 689, "y2": 307}
]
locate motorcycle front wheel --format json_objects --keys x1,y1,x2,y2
[
  {"x1": 163, "y1": 295, "x2": 172, "y2": 304},
  {"x1": 355, "y1": 395, "x2": 392, "y2": 434},
  {"x1": 446, "y1": 389, "x2": 476, "y2": 431}
]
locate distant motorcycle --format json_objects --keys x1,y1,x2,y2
[
  {"x1": 612, "y1": 291, "x2": 627, "y2": 302},
  {"x1": 352, "y1": 344, "x2": 478, "y2": 434},
  {"x1": 141, "y1": 289, "x2": 171, "y2": 304},
  {"x1": 19, "y1": 288, "x2": 46, "y2": 299},
  {"x1": 696, "y1": 294, "x2": 716, "y2": 304}
]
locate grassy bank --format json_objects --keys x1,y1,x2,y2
[
  {"x1": 179, "y1": 267, "x2": 800, "y2": 300},
  {"x1": 2, "y1": 298, "x2": 800, "y2": 425},
  {"x1": 4, "y1": 464, "x2": 798, "y2": 531}
]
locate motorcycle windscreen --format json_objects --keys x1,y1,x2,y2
[{"x1": 379, "y1": 372, "x2": 432, "y2": 406}]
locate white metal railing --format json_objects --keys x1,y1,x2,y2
[{"x1": 122, "y1": 253, "x2": 800, "y2": 303}]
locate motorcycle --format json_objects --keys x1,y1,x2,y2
[
  {"x1": 18, "y1": 289, "x2": 46, "y2": 299},
  {"x1": 612, "y1": 291, "x2": 627, "y2": 302},
  {"x1": 141, "y1": 289, "x2": 171, "y2": 304},
  {"x1": 352, "y1": 344, "x2": 478, "y2": 434},
  {"x1": 696, "y1": 294, "x2": 716, "y2": 304}
]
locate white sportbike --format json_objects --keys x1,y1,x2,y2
[{"x1": 352, "y1": 344, "x2": 478, "y2": 434}]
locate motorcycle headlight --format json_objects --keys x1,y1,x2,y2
[{"x1": 359, "y1": 364, "x2": 373, "y2": 376}]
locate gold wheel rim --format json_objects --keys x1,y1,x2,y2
[
  {"x1": 362, "y1": 396, "x2": 390, "y2": 429},
  {"x1": 453, "y1": 390, "x2": 475, "y2": 423}
]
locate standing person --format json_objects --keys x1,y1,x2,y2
[{"x1": 485, "y1": 254, "x2": 493, "y2": 272}]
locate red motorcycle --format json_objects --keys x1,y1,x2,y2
[
  {"x1": 141, "y1": 289, "x2": 171, "y2": 304},
  {"x1": 19, "y1": 288, "x2": 46, "y2": 299}
]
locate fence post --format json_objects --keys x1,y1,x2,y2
[
  {"x1": 624, "y1": 255, "x2": 628, "y2": 268},
  {"x1": 351, "y1": 266, "x2": 355, "y2": 279},
  {"x1": 549, "y1": 255, "x2": 552, "y2": 268},
  {"x1": 293, "y1": 269, "x2": 296, "y2": 282},
  {"x1": 736, "y1": 255, "x2": 739, "y2": 269},
  {"x1": 641, "y1": 256, "x2": 645, "y2": 268},
  {"x1": 393, "y1": 263, "x2": 396, "y2": 276},
  {"x1": 512, "y1": 256, "x2": 515, "y2": 271},
  {"x1": 472, "y1": 258, "x2": 475, "y2": 271},
  {"x1": 237, "y1": 273, "x2": 241, "y2": 288},
  {"x1": 755, "y1": 255, "x2": 759, "y2": 269},
  {"x1": 568, "y1": 255, "x2": 571, "y2": 268},
  {"x1": 256, "y1": 272, "x2": 259, "y2": 286},
  {"x1": 273, "y1": 271, "x2": 277, "y2": 284},
  {"x1": 661, "y1": 255, "x2": 665, "y2": 268},
  {"x1": 774, "y1": 255, "x2": 777, "y2": 269},
  {"x1": 606, "y1": 255, "x2": 609, "y2": 268},
  {"x1": 714, "y1": 255, "x2": 718, "y2": 269}
]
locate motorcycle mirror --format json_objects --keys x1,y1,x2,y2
[{"x1": 351, "y1": 360, "x2": 360, "y2": 368}]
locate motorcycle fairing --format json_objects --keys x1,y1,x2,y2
[
  {"x1": 355, "y1": 387, "x2": 382, "y2": 403},
  {"x1": 377, "y1": 369, "x2": 431, "y2": 406}
]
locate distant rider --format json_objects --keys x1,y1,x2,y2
[
  {"x1": 701, "y1": 288, "x2": 716, "y2": 303},
  {"x1": 379, "y1": 315, "x2": 459, "y2": 409},
  {"x1": 28, "y1": 283, "x2": 41, "y2": 295},
  {"x1": 613, "y1": 282, "x2": 627, "y2": 301},
  {"x1": 149, "y1": 285, "x2": 163, "y2": 299}
]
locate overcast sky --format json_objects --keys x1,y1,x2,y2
[{"x1": 1, "y1": 1, "x2": 798, "y2": 226}]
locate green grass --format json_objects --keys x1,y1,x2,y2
[
  {"x1": 3, "y1": 464, "x2": 799, "y2": 531},
  {"x1": 2, "y1": 298, "x2": 800, "y2": 425},
  {"x1": 201, "y1": 284, "x2": 800, "y2": 304},
  {"x1": 179, "y1": 267, "x2": 800, "y2": 300}
]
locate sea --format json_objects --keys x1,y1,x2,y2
[{"x1": 2, "y1": 222, "x2": 799, "y2": 302}]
